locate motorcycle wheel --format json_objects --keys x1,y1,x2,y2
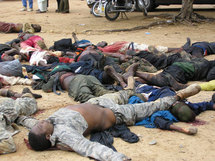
[
  {"x1": 105, "y1": 1, "x2": 120, "y2": 21},
  {"x1": 137, "y1": 0, "x2": 148, "y2": 16},
  {"x1": 92, "y1": 1, "x2": 105, "y2": 17}
]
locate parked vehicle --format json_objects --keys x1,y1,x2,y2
[
  {"x1": 92, "y1": 0, "x2": 107, "y2": 17},
  {"x1": 144, "y1": 0, "x2": 215, "y2": 11},
  {"x1": 105, "y1": 0, "x2": 147, "y2": 21}
]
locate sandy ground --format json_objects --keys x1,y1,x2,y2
[{"x1": 0, "y1": 0, "x2": 215, "y2": 161}]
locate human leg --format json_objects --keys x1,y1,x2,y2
[
  {"x1": 28, "y1": 0, "x2": 33, "y2": 9},
  {"x1": 176, "y1": 84, "x2": 201, "y2": 100},
  {"x1": 0, "y1": 137, "x2": 16, "y2": 155},
  {"x1": 72, "y1": 32, "x2": 79, "y2": 43},
  {"x1": 22, "y1": 0, "x2": 27, "y2": 8},
  {"x1": 62, "y1": 0, "x2": 69, "y2": 13},
  {"x1": 112, "y1": 96, "x2": 178, "y2": 125},
  {"x1": 87, "y1": 90, "x2": 135, "y2": 107},
  {"x1": 0, "y1": 89, "x2": 17, "y2": 98},
  {"x1": 136, "y1": 71, "x2": 169, "y2": 87},
  {"x1": 58, "y1": 0, "x2": 64, "y2": 12},
  {"x1": 68, "y1": 75, "x2": 98, "y2": 103},
  {"x1": 136, "y1": 71, "x2": 187, "y2": 91},
  {"x1": 104, "y1": 65, "x2": 127, "y2": 88},
  {"x1": 122, "y1": 63, "x2": 139, "y2": 83},
  {"x1": 56, "y1": 0, "x2": 61, "y2": 12},
  {"x1": 37, "y1": 0, "x2": 47, "y2": 12},
  {"x1": 0, "y1": 113, "x2": 17, "y2": 155},
  {"x1": 15, "y1": 95, "x2": 38, "y2": 116},
  {"x1": 109, "y1": 84, "x2": 200, "y2": 125},
  {"x1": 85, "y1": 75, "x2": 113, "y2": 97}
]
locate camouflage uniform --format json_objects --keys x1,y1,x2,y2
[
  {"x1": 48, "y1": 90, "x2": 177, "y2": 161},
  {"x1": 0, "y1": 95, "x2": 37, "y2": 155},
  {"x1": 87, "y1": 90, "x2": 178, "y2": 125}
]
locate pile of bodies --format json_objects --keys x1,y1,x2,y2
[{"x1": 0, "y1": 30, "x2": 215, "y2": 161}]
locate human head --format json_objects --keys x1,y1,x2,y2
[
  {"x1": 31, "y1": 24, "x2": 41, "y2": 32},
  {"x1": 28, "y1": 120, "x2": 53, "y2": 151},
  {"x1": 46, "y1": 55, "x2": 59, "y2": 64},
  {"x1": 96, "y1": 41, "x2": 108, "y2": 48},
  {"x1": 170, "y1": 101, "x2": 196, "y2": 122}
]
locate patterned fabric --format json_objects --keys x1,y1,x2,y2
[
  {"x1": 0, "y1": 97, "x2": 37, "y2": 155},
  {"x1": 87, "y1": 90, "x2": 177, "y2": 125},
  {"x1": 47, "y1": 90, "x2": 177, "y2": 160},
  {"x1": 0, "y1": 22, "x2": 18, "y2": 33},
  {"x1": 48, "y1": 108, "x2": 127, "y2": 161}
]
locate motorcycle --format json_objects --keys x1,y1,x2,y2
[
  {"x1": 86, "y1": 0, "x2": 107, "y2": 17},
  {"x1": 105, "y1": 0, "x2": 147, "y2": 21}
]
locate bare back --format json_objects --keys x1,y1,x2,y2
[{"x1": 66, "y1": 104, "x2": 116, "y2": 136}]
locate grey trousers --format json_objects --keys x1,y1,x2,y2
[{"x1": 87, "y1": 90, "x2": 177, "y2": 125}]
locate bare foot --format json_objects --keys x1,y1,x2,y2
[
  {"x1": 124, "y1": 76, "x2": 135, "y2": 90},
  {"x1": 104, "y1": 65, "x2": 127, "y2": 88},
  {"x1": 122, "y1": 63, "x2": 139, "y2": 82}
]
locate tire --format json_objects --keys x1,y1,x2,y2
[
  {"x1": 92, "y1": 1, "x2": 105, "y2": 17},
  {"x1": 136, "y1": 0, "x2": 148, "y2": 15},
  {"x1": 105, "y1": 1, "x2": 120, "y2": 21},
  {"x1": 139, "y1": 0, "x2": 155, "y2": 11}
]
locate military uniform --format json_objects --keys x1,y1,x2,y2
[
  {"x1": 68, "y1": 75, "x2": 113, "y2": 103},
  {"x1": 0, "y1": 95, "x2": 37, "y2": 155},
  {"x1": 48, "y1": 90, "x2": 177, "y2": 161}
]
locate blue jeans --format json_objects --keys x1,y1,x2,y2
[{"x1": 22, "y1": 0, "x2": 33, "y2": 8}]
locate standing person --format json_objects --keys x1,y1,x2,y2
[
  {"x1": 20, "y1": 0, "x2": 33, "y2": 12},
  {"x1": 37, "y1": 0, "x2": 47, "y2": 13},
  {"x1": 56, "y1": 0, "x2": 61, "y2": 12},
  {"x1": 58, "y1": 0, "x2": 69, "y2": 13}
]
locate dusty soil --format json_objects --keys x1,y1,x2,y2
[{"x1": 0, "y1": 0, "x2": 215, "y2": 161}]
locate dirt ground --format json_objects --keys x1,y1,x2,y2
[{"x1": 0, "y1": 0, "x2": 215, "y2": 161}]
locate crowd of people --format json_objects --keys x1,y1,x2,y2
[
  {"x1": 0, "y1": 23, "x2": 215, "y2": 161},
  {"x1": 20, "y1": 0, "x2": 69, "y2": 13}
]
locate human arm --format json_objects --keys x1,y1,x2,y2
[
  {"x1": 186, "y1": 101, "x2": 214, "y2": 115},
  {"x1": 16, "y1": 115, "x2": 39, "y2": 129},
  {"x1": 3, "y1": 48, "x2": 19, "y2": 55},
  {"x1": 56, "y1": 142, "x2": 74, "y2": 152},
  {"x1": 102, "y1": 52, "x2": 131, "y2": 62},
  {"x1": 38, "y1": 60, "x2": 51, "y2": 67}
]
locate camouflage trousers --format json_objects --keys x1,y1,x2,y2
[
  {"x1": 87, "y1": 90, "x2": 177, "y2": 125},
  {"x1": 0, "y1": 113, "x2": 17, "y2": 155}
]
